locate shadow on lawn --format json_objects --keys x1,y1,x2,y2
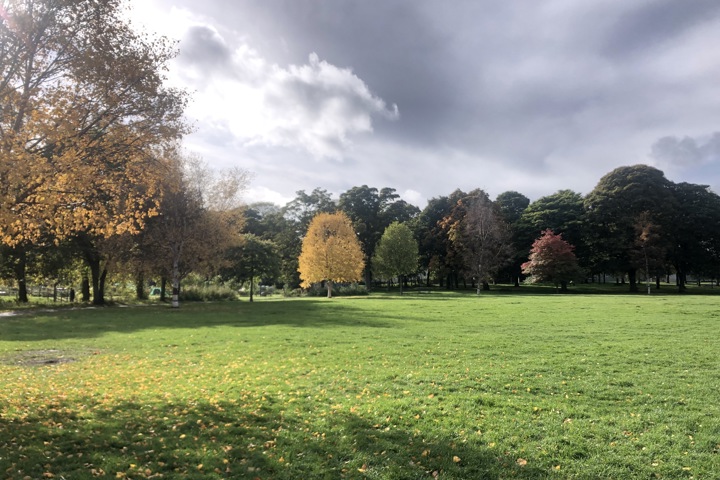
[
  {"x1": 1, "y1": 397, "x2": 548, "y2": 480},
  {"x1": 0, "y1": 300, "x2": 398, "y2": 342}
]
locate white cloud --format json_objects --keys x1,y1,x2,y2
[
  {"x1": 244, "y1": 186, "x2": 294, "y2": 206},
  {"x1": 174, "y1": 28, "x2": 399, "y2": 160}
]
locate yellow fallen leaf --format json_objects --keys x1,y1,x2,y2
[
  {"x1": 453, "y1": 455, "x2": 461, "y2": 463},
  {"x1": 517, "y1": 458, "x2": 527, "y2": 466},
  {"x1": 358, "y1": 463, "x2": 368, "y2": 473}
]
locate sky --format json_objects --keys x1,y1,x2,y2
[{"x1": 127, "y1": 0, "x2": 720, "y2": 208}]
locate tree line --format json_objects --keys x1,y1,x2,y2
[{"x1": 243, "y1": 165, "x2": 720, "y2": 294}]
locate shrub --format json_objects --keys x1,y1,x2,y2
[{"x1": 179, "y1": 285, "x2": 238, "y2": 302}]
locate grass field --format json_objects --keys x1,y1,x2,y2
[{"x1": 1, "y1": 291, "x2": 719, "y2": 479}]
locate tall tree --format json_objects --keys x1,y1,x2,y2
[
  {"x1": 495, "y1": 191, "x2": 530, "y2": 286},
  {"x1": 522, "y1": 230, "x2": 582, "y2": 292},
  {"x1": 0, "y1": 0, "x2": 188, "y2": 246},
  {"x1": 298, "y1": 212, "x2": 364, "y2": 298},
  {"x1": 372, "y1": 222, "x2": 419, "y2": 294},
  {"x1": 413, "y1": 190, "x2": 467, "y2": 288},
  {"x1": 667, "y1": 183, "x2": 720, "y2": 291},
  {"x1": 144, "y1": 150, "x2": 248, "y2": 308},
  {"x1": 443, "y1": 190, "x2": 513, "y2": 293},
  {"x1": 0, "y1": 0, "x2": 188, "y2": 303},
  {"x1": 584, "y1": 165, "x2": 676, "y2": 292}
]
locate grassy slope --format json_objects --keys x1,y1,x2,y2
[{"x1": 1, "y1": 292, "x2": 719, "y2": 479}]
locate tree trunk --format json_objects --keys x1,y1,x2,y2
[
  {"x1": 160, "y1": 277, "x2": 167, "y2": 301},
  {"x1": 628, "y1": 269, "x2": 638, "y2": 293},
  {"x1": 399, "y1": 275, "x2": 404, "y2": 295},
  {"x1": 98, "y1": 267, "x2": 107, "y2": 304},
  {"x1": 327, "y1": 280, "x2": 333, "y2": 298},
  {"x1": 656, "y1": 276, "x2": 661, "y2": 289},
  {"x1": 249, "y1": 265, "x2": 255, "y2": 302},
  {"x1": 12, "y1": 248, "x2": 28, "y2": 303},
  {"x1": 560, "y1": 280, "x2": 568, "y2": 292},
  {"x1": 171, "y1": 259, "x2": 180, "y2": 308},
  {"x1": 135, "y1": 272, "x2": 146, "y2": 300},
  {"x1": 81, "y1": 274, "x2": 90, "y2": 302},
  {"x1": 482, "y1": 281, "x2": 490, "y2": 291},
  {"x1": 677, "y1": 270, "x2": 687, "y2": 293},
  {"x1": 85, "y1": 256, "x2": 106, "y2": 305}
]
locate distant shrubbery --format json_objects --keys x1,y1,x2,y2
[
  {"x1": 179, "y1": 285, "x2": 238, "y2": 302},
  {"x1": 301, "y1": 283, "x2": 368, "y2": 297}
]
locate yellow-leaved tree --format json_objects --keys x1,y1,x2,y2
[{"x1": 298, "y1": 212, "x2": 364, "y2": 298}]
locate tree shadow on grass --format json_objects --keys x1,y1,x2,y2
[
  {"x1": 1, "y1": 396, "x2": 549, "y2": 480},
  {"x1": 0, "y1": 300, "x2": 397, "y2": 343}
]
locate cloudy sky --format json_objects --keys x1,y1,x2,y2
[{"x1": 128, "y1": 0, "x2": 720, "y2": 207}]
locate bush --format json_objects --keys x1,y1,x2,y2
[
  {"x1": 302, "y1": 283, "x2": 368, "y2": 297},
  {"x1": 179, "y1": 285, "x2": 238, "y2": 302}
]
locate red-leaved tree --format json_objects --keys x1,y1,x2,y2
[{"x1": 522, "y1": 229, "x2": 582, "y2": 292}]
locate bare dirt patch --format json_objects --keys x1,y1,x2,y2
[{"x1": 2, "y1": 349, "x2": 94, "y2": 367}]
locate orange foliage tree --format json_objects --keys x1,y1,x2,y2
[
  {"x1": 0, "y1": 0, "x2": 187, "y2": 243},
  {"x1": 0, "y1": 0, "x2": 188, "y2": 302},
  {"x1": 298, "y1": 212, "x2": 364, "y2": 298}
]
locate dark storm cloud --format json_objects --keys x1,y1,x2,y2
[
  {"x1": 178, "y1": 25, "x2": 233, "y2": 72},
  {"x1": 603, "y1": 0, "x2": 720, "y2": 58},
  {"x1": 651, "y1": 133, "x2": 720, "y2": 167}
]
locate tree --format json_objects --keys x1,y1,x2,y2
[
  {"x1": 443, "y1": 190, "x2": 513, "y2": 293},
  {"x1": 339, "y1": 186, "x2": 417, "y2": 288},
  {"x1": 413, "y1": 190, "x2": 467, "y2": 288},
  {"x1": 298, "y1": 212, "x2": 364, "y2": 298},
  {"x1": 584, "y1": 165, "x2": 676, "y2": 292},
  {"x1": 495, "y1": 191, "x2": 530, "y2": 286},
  {"x1": 666, "y1": 183, "x2": 720, "y2": 291},
  {"x1": 221, "y1": 234, "x2": 280, "y2": 302},
  {"x1": 633, "y1": 212, "x2": 667, "y2": 292},
  {"x1": 495, "y1": 191, "x2": 530, "y2": 226},
  {"x1": 372, "y1": 222, "x2": 419, "y2": 294},
  {"x1": 0, "y1": 0, "x2": 188, "y2": 304},
  {"x1": 0, "y1": 0, "x2": 188, "y2": 247},
  {"x1": 521, "y1": 229, "x2": 582, "y2": 292},
  {"x1": 143, "y1": 150, "x2": 248, "y2": 308}
]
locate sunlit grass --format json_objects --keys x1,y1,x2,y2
[{"x1": 1, "y1": 292, "x2": 719, "y2": 479}]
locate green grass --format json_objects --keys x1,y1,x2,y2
[{"x1": 1, "y1": 292, "x2": 719, "y2": 479}]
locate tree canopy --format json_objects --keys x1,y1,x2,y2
[
  {"x1": 298, "y1": 212, "x2": 365, "y2": 298},
  {"x1": 522, "y1": 229, "x2": 581, "y2": 292},
  {"x1": 372, "y1": 222, "x2": 419, "y2": 294}
]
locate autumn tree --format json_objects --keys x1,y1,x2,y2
[
  {"x1": 522, "y1": 229, "x2": 582, "y2": 292},
  {"x1": 0, "y1": 0, "x2": 188, "y2": 301},
  {"x1": 298, "y1": 212, "x2": 364, "y2": 298},
  {"x1": 443, "y1": 190, "x2": 513, "y2": 293},
  {"x1": 413, "y1": 189, "x2": 468, "y2": 288},
  {"x1": 142, "y1": 150, "x2": 248, "y2": 308},
  {"x1": 372, "y1": 222, "x2": 419, "y2": 294}
]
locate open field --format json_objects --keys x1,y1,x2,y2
[{"x1": 1, "y1": 292, "x2": 719, "y2": 479}]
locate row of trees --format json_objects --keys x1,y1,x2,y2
[{"x1": 245, "y1": 165, "x2": 720, "y2": 294}]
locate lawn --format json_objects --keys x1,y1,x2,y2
[{"x1": 1, "y1": 291, "x2": 719, "y2": 479}]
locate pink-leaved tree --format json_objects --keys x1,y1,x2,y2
[{"x1": 521, "y1": 229, "x2": 582, "y2": 292}]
